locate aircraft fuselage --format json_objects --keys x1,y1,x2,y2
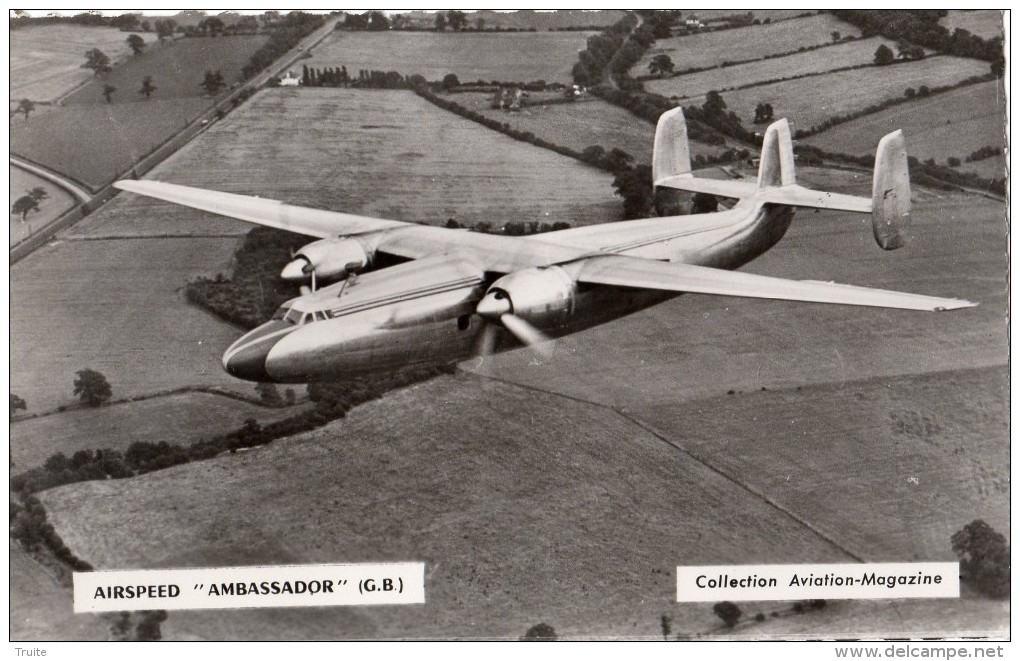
[{"x1": 223, "y1": 203, "x2": 795, "y2": 383}]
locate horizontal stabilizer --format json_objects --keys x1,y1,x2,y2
[
  {"x1": 654, "y1": 175, "x2": 758, "y2": 199},
  {"x1": 573, "y1": 255, "x2": 976, "y2": 312}
]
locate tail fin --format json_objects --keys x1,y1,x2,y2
[
  {"x1": 756, "y1": 118, "x2": 796, "y2": 189},
  {"x1": 652, "y1": 107, "x2": 912, "y2": 250},
  {"x1": 870, "y1": 130, "x2": 910, "y2": 250}
]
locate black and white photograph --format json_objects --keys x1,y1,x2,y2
[{"x1": 8, "y1": 8, "x2": 1009, "y2": 647}]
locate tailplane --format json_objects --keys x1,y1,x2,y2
[{"x1": 652, "y1": 107, "x2": 911, "y2": 250}]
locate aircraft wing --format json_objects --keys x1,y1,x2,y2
[
  {"x1": 114, "y1": 180, "x2": 408, "y2": 238},
  {"x1": 574, "y1": 254, "x2": 976, "y2": 311},
  {"x1": 114, "y1": 179, "x2": 594, "y2": 272}
]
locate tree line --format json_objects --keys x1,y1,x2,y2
[
  {"x1": 832, "y1": 10, "x2": 1003, "y2": 74},
  {"x1": 240, "y1": 12, "x2": 324, "y2": 81}
]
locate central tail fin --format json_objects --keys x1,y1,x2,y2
[{"x1": 652, "y1": 107, "x2": 912, "y2": 250}]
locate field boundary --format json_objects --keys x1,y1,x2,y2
[{"x1": 10, "y1": 384, "x2": 296, "y2": 425}]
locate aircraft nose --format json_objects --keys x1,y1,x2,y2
[
  {"x1": 222, "y1": 341, "x2": 273, "y2": 381},
  {"x1": 222, "y1": 321, "x2": 291, "y2": 382}
]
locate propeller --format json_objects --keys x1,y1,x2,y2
[{"x1": 475, "y1": 289, "x2": 554, "y2": 360}]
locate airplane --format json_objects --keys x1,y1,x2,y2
[{"x1": 114, "y1": 108, "x2": 975, "y2": 383}]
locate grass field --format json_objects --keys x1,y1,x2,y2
[
  {"x1": 9, "y1": 165, "x2": 78, "y2": 246},
  {"x1": 304, "y1": 30, "x2": 595, "y2": 84},
  {"x1": 683, "y1": 56, "x2": 991, "y2": 135},
  {"x1": 688, "y1": 9, "x2": 819, "y2": 24},
  {"x1": 941, "y1": 10, "x2": 1004, "y2": 39},
  {"x1": 646, "y1": 37, "x2": 897, "y2": 100},
  {"x1": 454, "y1": 94, "x2": 742, "y2": 165},
  {"x1": 10, "y1": 24, "x2": 158, "y2": 102},
  {"x1": 805, "y1": 81, "x2": 1007, "y2": 179},
  {"x1": 638, "y1": 14, "x2": 862, "y2": 73},
  {"x1": 62, "y1": 35, "x2": 268, "y2": 105},
  {"x1": 10, "y1": 237, "x2": 250, "y2": 413},
  {"x1": 10, "y1": 543, "x2": 109, "y2": 641},
  {"x1": 10, "y1": 392, "x2": 308, "y2": 470},
  {"x1": 9, "y1": 98, "x2": 213, "y2": 188},
  {"x1": 397, "y1": 9, "x2": 626, "y2": 31},
  {"x1": 41, "y1": 374, "x2": 856, "y2": 640},
  {"x1": 85, "y1": 87, "x2": 624, "y2": 232}
]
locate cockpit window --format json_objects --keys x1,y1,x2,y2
[
  {"x1": 284, "y1": 308, "x2": 304, "y2": 325},
  {"x1": 272, "y1": 306, "x2": 290, "y2": 321}
]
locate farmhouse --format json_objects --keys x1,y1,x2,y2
[{"x1": 279, "y1": 71, "x2": 300, "y2": 87}]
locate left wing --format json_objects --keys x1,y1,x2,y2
[
  {"x1": 114, "y1": 180, "x2": 407, "y2": 238},
  {"x1": 573, "y1": 254, "x2": 976, "y2": 311},
  {"x1": 114, "y1": 179, "x2": 591, "y2": 272}
]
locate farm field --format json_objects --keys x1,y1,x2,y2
[
  {"x1": 303, "y1": 30, "x2": 595, "y2": 84},
  {"x1": 397, "y1": 9, "x2": 626, "y2": 31},
  {"x1": 10, "y1": 24, "x2": 158, "y2": 102},
  {"x1": 683, "y1": 56, "x2": 991, "y2": 136},
  {"x1": 688, "y1": 9, "x2": 818, "y2": 24},
  {"x1": 9, "y1": 165, "x2": 78, "y2": 246},
  {"x1": 941, "y1": 10, "x2": 1004, "y2": 39},
  {"x1": 79, "y1": 87, "x2": 624, "y2": 236},
  {"x1": 638, "y1": 13, "x2": 862, "y2": 73},
  {"x1": 42, "y1": 373, "x2": 856, "y2": 640},
  {"x1": 10, "y1": 393, "x2": 308, "y2": 470},
  {"x1": 10, "y1": 543, "x2": 108, "y2": 641},
  {"x1": 460, "y1": 94, "x2": 661, "y2": 162},
  {"x1": 9, "y1": 98, "x2": 212, "y2": 189},
  {"x1": 805, "y1": 81, "x2": 1006, "y2": 179},
  {"x1": 10, "y1": 237, "x2": 249, "y2": 413},
  {"x1": 62, "y1": 35, "x2": 268, "y2": 105},
  {"x1": 645, "y1": 37, "x2": 897, "y2": 100}
]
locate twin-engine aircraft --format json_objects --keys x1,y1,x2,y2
[{"x1": 115, "y1": 109, "x2": 974, "y2": 383}]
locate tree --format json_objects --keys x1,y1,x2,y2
[
  {"x1": 447, "y1": 10, "x2": 468, "y2": 31},
  {"x1": 612, "y1": 165, "x2": 654, "y2": 219},
  {"x1": 831, "y1": 30, "x2": 841, "y2": 42},
  {"x1": 10, "y1": 393, "x2": 27, "y2": 420},
  {"x1": 102, "y1": 84, "x2": 117, "y2": 103},
  {"x1": 951, "y1": 520, "x2": 1010, "y2": 598},
  {"x1": 521, "y1": 623, "x2": 557, "y2": 640},
  {"x1": 476, "y1": 17, "x2": 486, "y2": 31},
  {"x1": 691, "y1": 192, "x2": 719, "y2": 214},
  {"x1": 11, "y1": 195, "x2": 39, "y2": 221},
  {"x1": 82, "y1": 48, "x2": 112, "y2": 76},
  {"x1": 200, "y1": 70, "x2": 225, "y2": 96},
  {"x1": 648, "y1": 53, "x2": 674, "y2": 77},
  {"x1": 17, "y1": 98, "x2": 34, "y2": 120},
  {"x1": 199, "y1": 17, "x2": 226, "y2": 36},
  {"x1": 874, "y1": 43, "x2": 895, "y2": 66},
  {"x1": 139, "y1": 75, "x2": 157, "y2": 99},
  {"x1": 255, "y1": 382, "x2": 282, "y2": 405},
  {"x1": 73, "y1": 369, "x2": 112, "y2": 407},
  {"x1": 126, "y1": 33, "x2": 146, "y2": 55},
  {"x1": 28, "y1": 187, "x2": 48, "y2": 202},
  {"x1": 367, "y1": 11, "x2": 389, "y2": 31},
  {"x1": 660, "y1": 614, "x2": 672, "y2": 640},
  {"x1": 434, "y1": 12, "x2": 447, "y2": 31},
  {"x1": 441, "y1": 73, "x2": 460, "y2": 91},
  {"x1": 713, "y1": 601, "x2": 742, "y2": 628},
  {"x1": 154, "y1": 19, "x2": 178, "y2": 41},
  {"x1": 753, "y1": 102, "x2": 774, "y2": 124}
]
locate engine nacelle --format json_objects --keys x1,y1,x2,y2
[
  {"x1": 280, "y1": 237, "x2": 373, "y2": 283},
  {"x1": 482, "y1": 266, "x2": 576, "y2": 326}
]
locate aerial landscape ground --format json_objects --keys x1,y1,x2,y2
[{"x1": 9, "y1": 9, "x2": 1007, "y2": 643}]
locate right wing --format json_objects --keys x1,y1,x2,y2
[{"x1": 574, "y1": 254, "x2": 976, "y2": 311}]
